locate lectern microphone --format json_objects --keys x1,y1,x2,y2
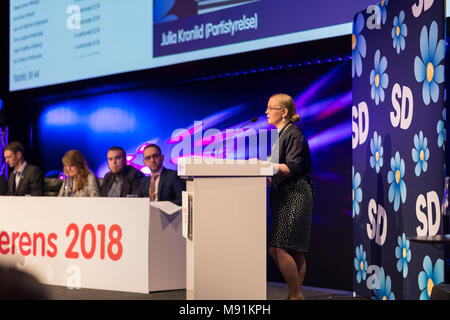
[{"x1": 221, "y1": 117, "x2": 258, "y2": 158}]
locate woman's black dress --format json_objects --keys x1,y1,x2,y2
[{"x1": 269, "y1": 122, "x2": 314, "y2": 253}]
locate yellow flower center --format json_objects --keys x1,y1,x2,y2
[
  {"x1": 360, "y1": 261, "x2": 364, "y2": 271},
  {"x1": 375, "y1": 151, "x2": 380, "y2": 162},
  {"x1": 396, "y1": 26, "x2": 400, "y2": 37},
  {"x1": 395, "y1": 169, "x2": 401, "y2": 184},
  {"x1": 382, "y1": 296, "x2": 387, "y2": 300},
  {"x1": 427, "y1": 62, "x2": 434, "y2": 83},
  {"x1": 375, "y1": 74, "x2": 380, "y2": 88},
  {"x1": 427, "y1": 278, "x2": 434, "y2": 297},
  {"x1": 402, "y1": 248, "x2": 407, "y2": 259},
  {"x1": 352, "y1": 188, "x2": 354, "y2": 201},
  {"x1": 420, "y1": 150, "x2": 425, "y2": 161},
  {"x1": 381, "y1": 1, "x2": 385, "y2": 7},
  {"x1": 352, "y1": 34, "x2": 357, "y2": 50}
]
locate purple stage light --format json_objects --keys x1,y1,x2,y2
[
  {"x1": 43, "y1": 107, "x2": 79, "y2": 126},
  {"x1": 308, "y1": 120, "x2": 351, "y2": 152},
  {"x1": 295, "y1": 64, "x2": 346, "y2": 108},
  {"x1": 168, "y1": 104, "x2": 246, "y2": 144}
]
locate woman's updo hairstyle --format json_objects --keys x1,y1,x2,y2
[{"x1": 271, "y1": 93, "x2": 301, "y2": 123}]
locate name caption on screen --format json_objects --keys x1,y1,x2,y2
[{"x1": 160, "y1": 13, "x2": 258, "y2": 47}]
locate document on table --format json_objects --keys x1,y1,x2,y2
[{"x1": 150, "y1": 201, "x2": 181, "y2": 215}]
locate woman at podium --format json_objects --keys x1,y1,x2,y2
[
  {"x1": 266, "y1": 93, "x2": 314, "y2": 300},
  {"x1": 58, "y1": 149, "x2": 100, "y2": 197}
]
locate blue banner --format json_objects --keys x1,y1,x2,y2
[{"x1": 352, "y1": 0, "x2": 445, "y2": 300}]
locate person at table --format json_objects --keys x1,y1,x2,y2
[
  {"x1": 3, "y1": 141, "x2": 44, "y2": 196},
  {"x1": 266, "y1": 93, "x2": 314, "y2": 300},
  {"x1": 100, "y1": 146, "x2": 144, "y2": 197},
  {"x1": 139, "y1": 144, "x2": 184, "y2": 205},
  {"x1": 58, "y1": 150, "x2": 100, "y2": 197},
  {"x1": 0, "y1": 175, "x2": 8, "y2": 195}
]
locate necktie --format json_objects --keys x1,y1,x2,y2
[{"x1": 149, "y1": 174, "x2": 159, "y2": 201}]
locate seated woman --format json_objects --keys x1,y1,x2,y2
[{"x1": 58, "y1": 150, "x2": 100, "y2": 197}]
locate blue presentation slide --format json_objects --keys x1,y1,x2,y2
[{"x1": 10, "y1": 0, "x2": 378, "y2": 91}]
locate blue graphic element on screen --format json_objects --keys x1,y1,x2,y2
[{"x1": 154, "y1": 0, "x2": 178, "y2": 23}]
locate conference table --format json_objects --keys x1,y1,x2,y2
[{"x1": 0, "y1": 197, "x2": 185, "y2": 293}]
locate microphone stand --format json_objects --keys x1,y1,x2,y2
[{"x1": 221, "y1": 117, "x2": 258, "y2": 159}]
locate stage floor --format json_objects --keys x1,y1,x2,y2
[{"x1": 41, "y1": 282, "x2": 366, "y2": 300}]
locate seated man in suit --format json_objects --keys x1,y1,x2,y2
[
  {"x1": 0, "y1": 175, "x2": 7, "y2": 195},
  {"x1": 3, "y1": 141, "x2": 44, "y2": 196},
  {"x1": 139, "y1": 144, "x2": 184, "y2": 205},
  {"x1": 100, "y1": 146, "x2": 145, "y2": 197}
]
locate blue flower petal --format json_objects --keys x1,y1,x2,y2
[
  {"x1": 433, "y1": 40, "x2": 445, "y2": 66},
  {"x1": 414, "y1": 57, "x2": 426, "y2": 82},
  {"x1": 358, "y1": 35, "x2": 367, "y2": 57},
  {"x1": 400, "y1": 158, "x2": 405, "y2": 177},
  {"x1": 356, "y1": 188, "x2": 362, "y2": 202},
  {"x1": 395, "y1": 247, "x2": 401, "y2": 259},
  {"x1": 374, "y1": 50, "x2": 381, "y2": 69},
  {"x1": 420, "y1": 289, "x2": 429, "y2": 300},
  {"x1": 399, "y1": 10, "x2": 405, "y2": 24},
  {"x1": 394, "y1": 188, "x2": 400, "y2": 210},
  {"x1": 400, "y1": 180, "x2": 406, "y2": 203},
  {"x1": 434, "y1": 65, "x2": 445, "y2": 84},
  {"x1": 433, "y1": 259, "x2": 444, "y2": 285},
  {"x1": 400, "y1": 36, "x2": 406, "y2": 50},
  {"x1": 423, "y1": 256, "x2": 433, "y2": 278},
  {"x1": 412, "y1": 148, "x2": 418, "y2": 162},
  {"x1": 354, "y1": 257, "x2": 360, "y2": 270},
  {"x1": 428, "y1": 21, "x2": 438, "y2": 60},
  {"x1": 379, "y1": 57, "x2": 388, "y2": 74},
  {"x1": 381, "y1": 73, "x2": 389, "y2": 88},
  {"x1": 355, "y1": 51, "x2": 363, "y2": 77},
  {"x1": 401, "y1": 23, "x2": 408, "y2": 37},
  {"x1": 420, "y1": 26, "x2": 430, "y2": 62},
  {"x1": 415, "y1": 162, "x2": 421, "y2": 176},
  {"x1": 423, "y1": 80, "x2": 431, "y2": 105},
  {"x1": 356, "y1": 13, "x2": 365, "y2": 34},
  {"x1": 418, "y1": 270, "x2": 428, "y2": 290},
  {"x1": 430, "y1": 80, "x2": 439, "y2": 103}
]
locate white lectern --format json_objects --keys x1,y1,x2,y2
[{"x1": 178, "y1": 157, "x2": 273, "y2": 300}]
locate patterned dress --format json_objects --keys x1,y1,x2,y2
[{"x1": 268, "y1": 122, "x2": 314, "y2": 253}]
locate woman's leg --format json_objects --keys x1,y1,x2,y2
[
  {"x1": 292, "y1": 251, "x2": 306, "y2": 295},
  {"x1": 269, "y1": 247, "x2": 304, "y2": 300}
]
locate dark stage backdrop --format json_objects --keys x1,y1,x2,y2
[
  {"x1": 352, "y1": 0, "x2": 446, "y2": 300},
  {"x1": 29, "y1": 59, "x2": 353, "y2": 290}
]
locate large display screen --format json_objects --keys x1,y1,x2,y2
[{"x1": 10, "y1": 0, "x2": 383, "y2": 91}]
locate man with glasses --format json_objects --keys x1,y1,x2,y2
[
  {"x1": 139, "y1": 144, "x2": 184, "y2": 205},
  {"x1": 100, "y1": 146, "x2": 144, "y2": 197}
]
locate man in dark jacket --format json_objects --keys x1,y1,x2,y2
[
  {"x1": 139, "y1": 144, "x2": 184, "y2": 205},
  {"x1": 4, "y1": 141, "x2": 44, "y2": 196},
  {"x1": 100, "y1": 146, "x2": 144, "y2": 197},
  {"x1": 0, "y1": 175, "x2": 7, "y2": 195}
]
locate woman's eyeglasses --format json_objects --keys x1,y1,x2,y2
[{"x1": 266, "y1": 107, "x2": 283, "y2": 111}]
